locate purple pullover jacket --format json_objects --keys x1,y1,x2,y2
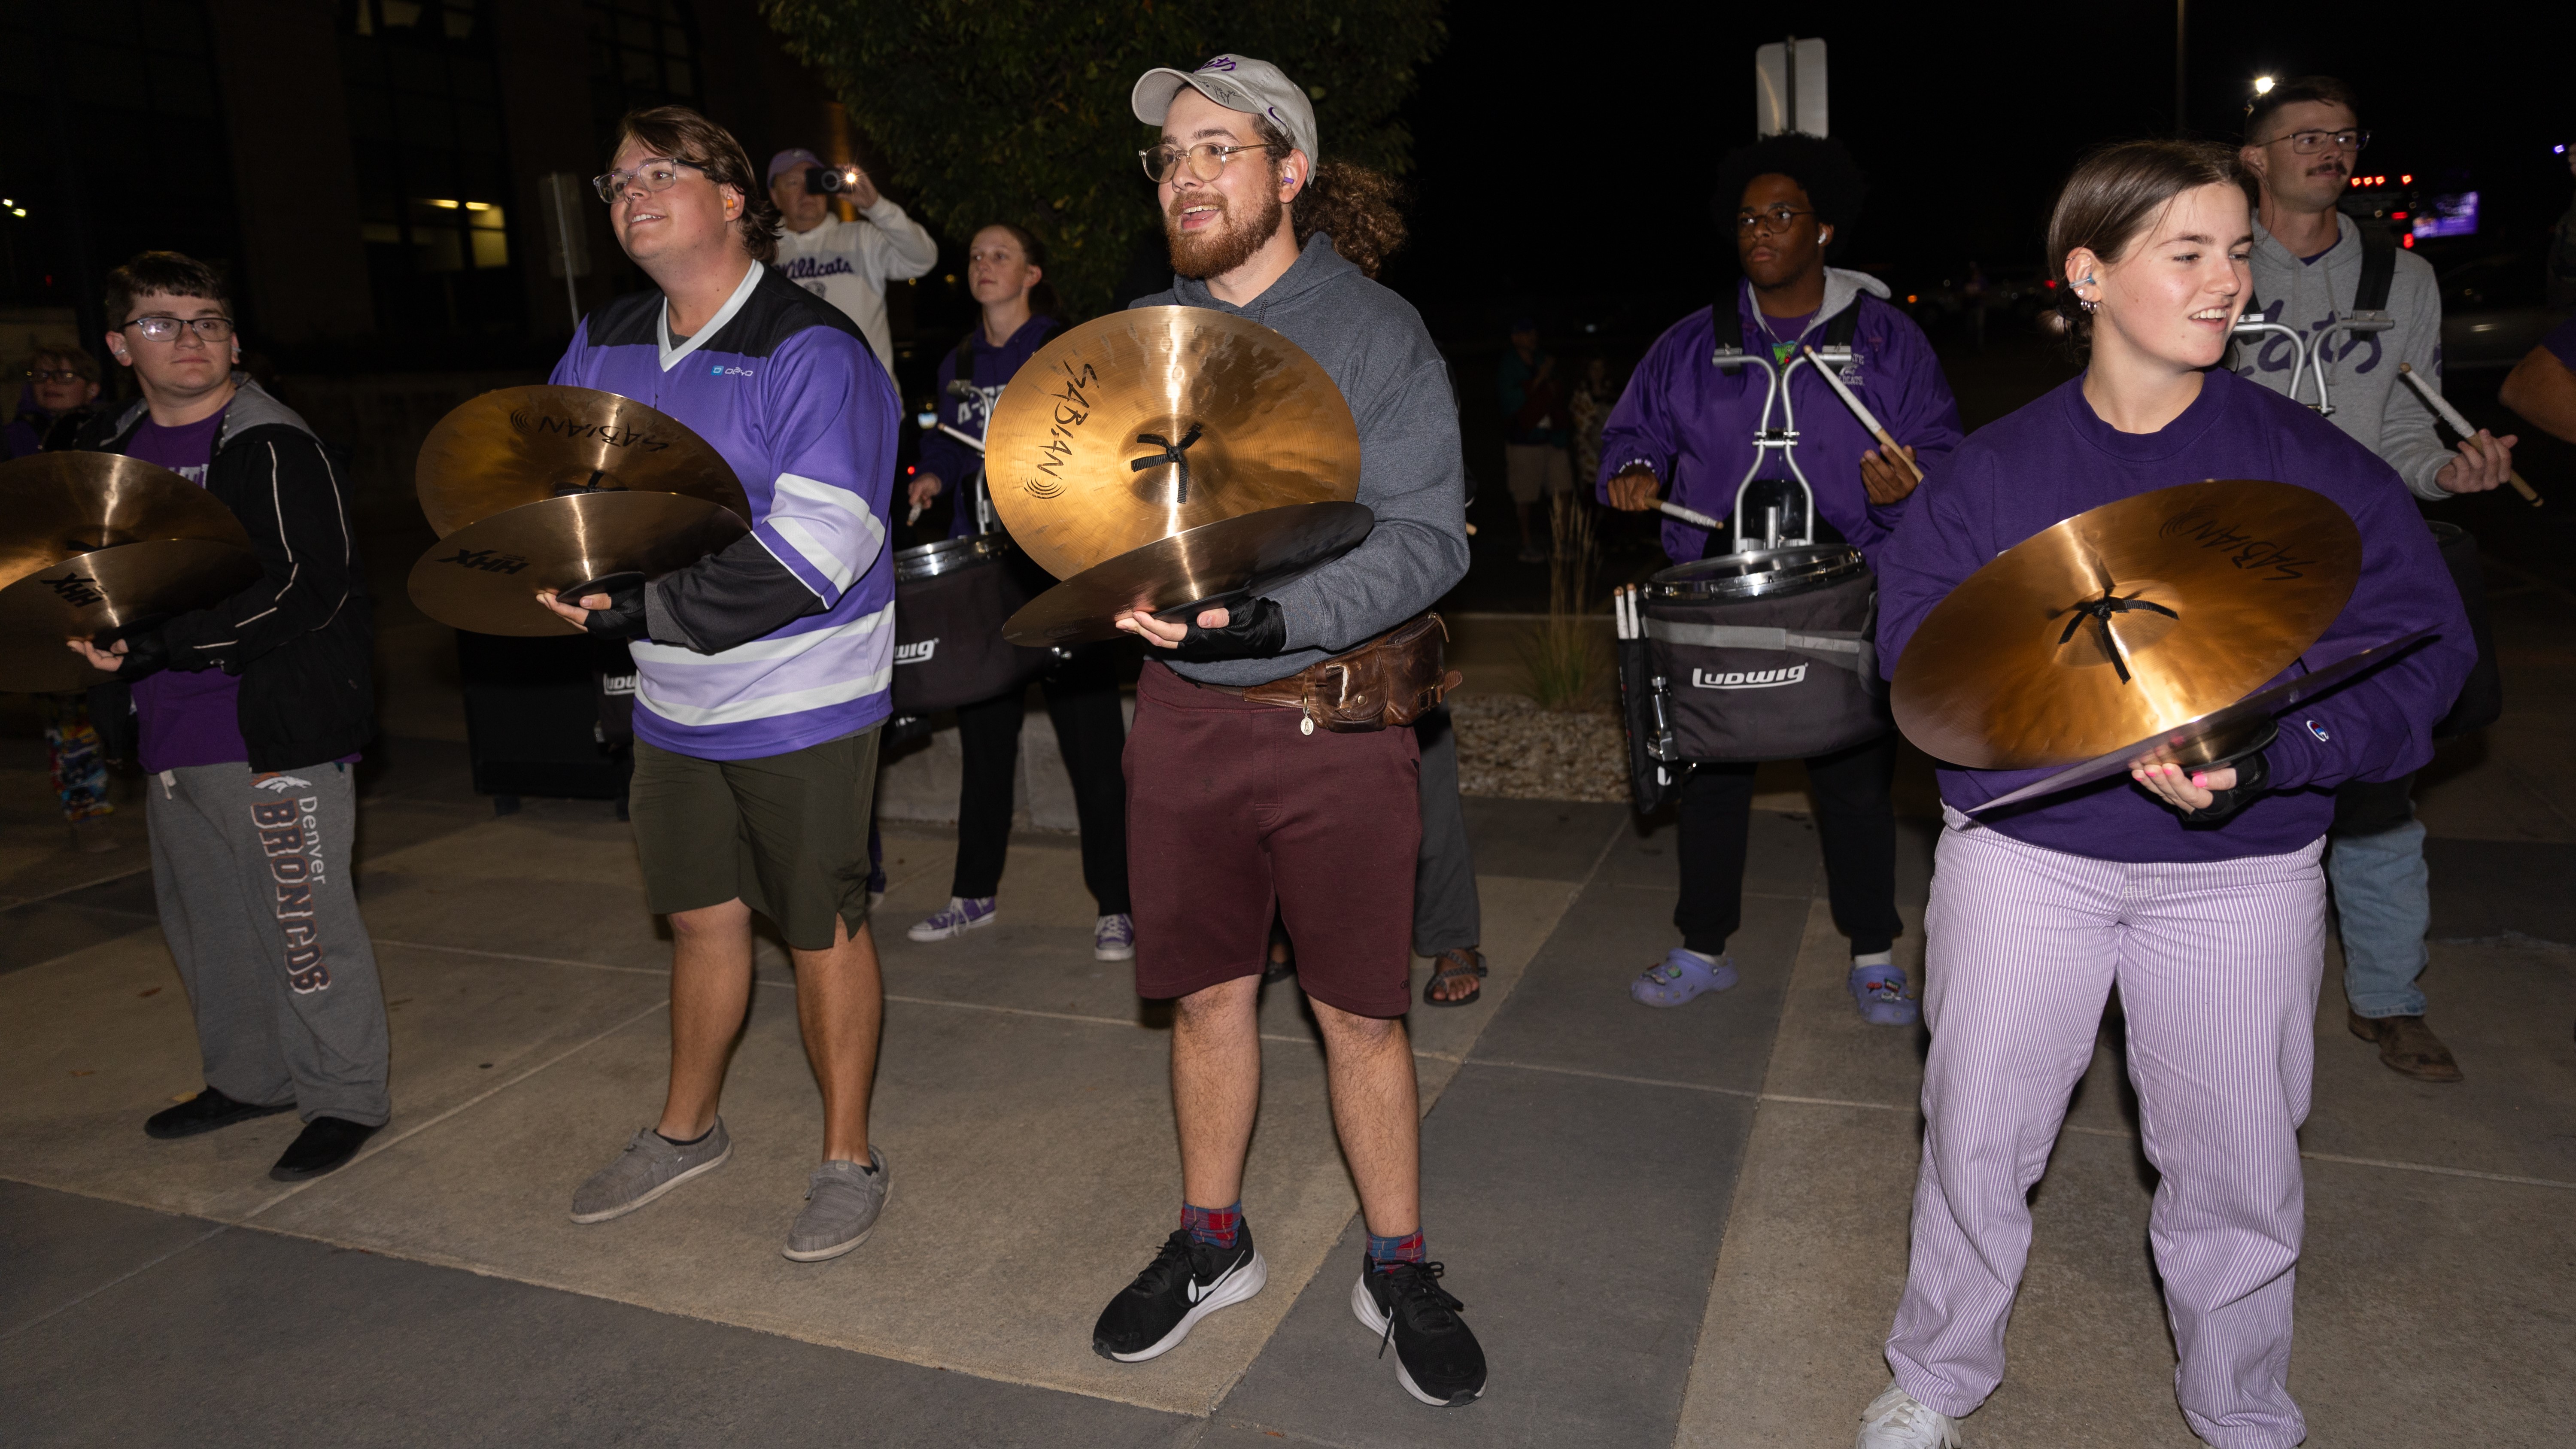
[{"x1": 917, "y1": 314, "x2": 1056, "y2": 539}]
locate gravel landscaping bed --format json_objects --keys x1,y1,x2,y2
[{"x1": 1449, "y1": 693, "x2": 1629, "y2": 802}]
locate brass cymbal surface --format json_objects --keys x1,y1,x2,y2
[
  {"x1": 0, "y1": 538, "x2": 262, "y2": 693},
  {"x1": 0, "y1": 452, "x2": 252, "y2": 592},
  {"x1": 415, "y1": 386, "x2": 749, "y2": 537},
  {"x1": 406, "y1": 492, "x2": 748, "y2": 637},
  {"x1": 1002, "y1": 501, "x2": 1374, "y2": 647},
  {"x1": 1893, "y1": 480, "x2": 2362, "y2": 769},
  {"x1": 984, "y1": 307, "x2": 1361, "y2": 581}
]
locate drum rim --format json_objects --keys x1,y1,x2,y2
[
  {"x1": 1646, "y1": 544, "x2": 1866, "y2": 601},
  {"x1": 894, "y1": 532, "x2": 1015, "y2": 581}
]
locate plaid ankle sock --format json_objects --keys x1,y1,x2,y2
[
  {"x1": 1366, "y1": 1228, "x2": 1425, "y2": 1272},
  {"x1": 1181, "y1": 1200, "x2": 1241, "y2": 1249}
]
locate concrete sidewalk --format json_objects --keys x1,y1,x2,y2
[{"x1": 4, "y1": 579, "x2": 2573, "y2": 1446}]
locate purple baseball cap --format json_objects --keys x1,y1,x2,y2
[
  {"x1": 1131, "y1": 54, "x2": 1318, "y2": 164},
  {"x1": 767, "y1": 148, "x2": 826, "y2": 185}
]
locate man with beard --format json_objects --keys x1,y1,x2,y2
[
  {"x1": 2235, "y1": 76, "x2": 2517, "y2": 1085},
  {"x1": 1082, "y1": 54, "x2": 1484, "y2": 1410}
]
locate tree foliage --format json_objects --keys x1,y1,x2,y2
[{"x1": 760, "y1": 0, "x2": 1445, "y2": 318}]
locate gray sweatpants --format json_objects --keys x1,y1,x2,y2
[
  {"x1": 1412, "y1": 705, "x2": 1481, "y2": 957},
  {"x1": 147, "y1": 761, "x2": 391, "y2": 1126}
]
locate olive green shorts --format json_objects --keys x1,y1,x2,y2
[{"x1": 629, "y1": 727, "x2": 880, "y2": 951}]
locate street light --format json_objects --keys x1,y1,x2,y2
[{"x1": 2253, "y1": 75, "x2": 2275, "y2": 96}]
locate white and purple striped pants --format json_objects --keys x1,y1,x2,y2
[{"x1": 1887, "y1": 808, "x2": 2327, "y2": 1449}]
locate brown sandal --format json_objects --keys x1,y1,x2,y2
[{"x1": 1423, "y1": 947, "x2": 1487, "y2": 1008}]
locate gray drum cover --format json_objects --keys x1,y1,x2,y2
[
  {"x1": 1645, "y1": 568, "x2": 1889, "y2": 762},
  {"x1": 892, "y1": 551, "x2": 1054, "y2": 716}
]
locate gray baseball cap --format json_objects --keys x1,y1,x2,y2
[{"x1": 1131, "y1": 54, "x2": 1318, "y2": 164}]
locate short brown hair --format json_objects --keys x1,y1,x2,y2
[
  {"x1": 27, "y1": 343, "x2": 100, "y2": 383},
  {"x1": 2244, "y1": 76, "x2": 2360, "y2": 143},
  {"x1": 2044, "y1": 140, "x2": 2242, "y2": 350},
  {"x1": 103, "y1": 251, "x2": 230, "y2": 328},
  {"x1": 1252, "y1": 117, "x2": 1408, "y2": 280},
  {"x1": 609, "y1": 106, "x2": 783, "y2": 263}
]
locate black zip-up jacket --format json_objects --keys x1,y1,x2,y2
[{"x1": 76, "y1": 377, "x2": 374, "y2": 770}]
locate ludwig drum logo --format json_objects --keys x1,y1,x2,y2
[
  {"x1": 895, "y1": 639, "x2": 938, "y2": 665},
  {"x1": 1692, "y1": 663, "x2": 1808, "y2": 690}
]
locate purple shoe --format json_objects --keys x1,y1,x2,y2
[
  {"x1": 1630, "y1": 949, "x2": 1737, "y2": 1008},
  {"x1": 1849, "y1": 963, "x2": 1920, "y2": 1027},
  {"x1": 908, "y1": 896, "x2": 996, "y2": 942}
]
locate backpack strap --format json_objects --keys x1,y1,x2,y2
[
  {"x1": 2353, "y1": 223, "x2": 2397, "y2": 312},
  {"x1": 1823, "y1": 297, "x2": 1864, "y2": 348}
]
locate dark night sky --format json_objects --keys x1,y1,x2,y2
[{"x1": 1379, "y1": 0, "x2": 2574, "y2": 342}]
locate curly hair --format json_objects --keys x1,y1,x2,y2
[
  {"x1": 2044, "y1": 139, "x2": 2242, "y2": 352},
  {"x1": 1253, "y1": 118, "x2": 1409, "y2": 279},
  {"x1": 608, "y1": 106, "x2": 784, "y2": 263},
  {"x1": 1709, "y1": 131, "x2": 1868, "y2": 249}
]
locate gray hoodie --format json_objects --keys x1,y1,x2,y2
[
  {"x1": 1133, "y1": 233, "x2": 1471, "y2": 686},
  {"x1": 2235, "y1": 214, "x2": 2453, "y2": 500}
]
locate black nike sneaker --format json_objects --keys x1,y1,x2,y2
[
  {"x1": 1351, "y1": 1259, "x2": 1486, "y2": 1407},
  {"x1": 1092, "y1": 1222, "x2": 1268, "y2": 1362}
]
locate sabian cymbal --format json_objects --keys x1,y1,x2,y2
[
  {"x1": 1893, "y1": 479, "x2": 2362, "y2": 769},
  {"x1": 984, "y1": 306, "x2": 1361, "y2": 581},
  {"x1": 0, "y1": 538, "x2": 262, "y2": 693},
  {"x1": 415, "y1": 386, "x2": 749, "y2": 537},
  {"x1": 1966, "y1": 626, "x2": 2436, "y2": 814},
  {"x1": 1001, "y1": 501, "x2": 1374, "y2": 647},
  {"x1": 0, "y1": 452, "x2": 252, "y2": 592},
  {"x1": 407, "y1": 491, "x2": 748, "y2": 637}
]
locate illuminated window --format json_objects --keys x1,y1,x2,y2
[{"x1": 342, "y1": 0, "x2": 522, "y2": 334}]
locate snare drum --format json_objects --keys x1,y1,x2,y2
[
  {"x1": 891, "y1": 534, "x2": 1055, "y2": 716},
  {"x1": 1627, "y1": 544, "x2": 1889, "y2": 766}
]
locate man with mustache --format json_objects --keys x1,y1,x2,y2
[
  {"x1": 1084, "y1": 54, "x2": 1484, "y2": 1410},
  {"x1": 2236, "y1": 76, "x2": 2515, "y2": 1085}
]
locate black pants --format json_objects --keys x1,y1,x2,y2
[
  {"x1": 951, "y1": 649, "x2": 1131, "y2": 914},
  {"x1": 1674, "y1": 731, "x2": 1900, "y2": 957}
]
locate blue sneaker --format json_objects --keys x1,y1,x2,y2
[
  {"x1": 908, "y1": 896, "x2": 997, "y2": 942},
  {"x1": 1094, "y1": 912, "x2": 1136, "y2": 962},
  {"x1": 1630, "y1": 948, "x2": 1737, "y2": 1007},
  {"x1": 1849, "y1": 963, "x2": 1920, "y2": 1026}
]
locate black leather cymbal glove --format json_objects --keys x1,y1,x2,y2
[
  {"x1": 2176, "y1": 746, "x2": 2271, "y2": 826},
  {"x1": 1173, "y1": 596, "x2": 1286, "y2": 662},
  {"x1": 89, "y1": 620, "x2": 170, "y2": 679},
  {"x1": 567, "y1": 574, "x2": 647, "y2": 638}
]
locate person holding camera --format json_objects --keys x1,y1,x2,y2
[{"x1": 767, "y1": 147, "x2": 937, "y2": 374}]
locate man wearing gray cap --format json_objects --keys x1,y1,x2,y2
[
  {"x1": 768, "y1": 147, "x2": 937, "y2": 374},
  {"x1": 1083, "y1": 54, "x2": 1487, "y2": 1411}
]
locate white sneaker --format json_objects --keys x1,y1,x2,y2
[
  {"x1": 1857, "y1": 1379, "x2": 1963, "y2": 1448},
  {"x1": 907, "y1": 896, "x2": 996, "y2": 942}
]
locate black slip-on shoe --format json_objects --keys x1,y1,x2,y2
[
  {"x1": 146, "y1": 1088, "x2": 295, "y2": 1141},
  {"x1": 1352, "y1": 1259, "x2": 1486, "y2": 1407},
  {"x1": 268, "y1": 1116, "x2": 382, "y2": 1182},
  {"x1": 1092, "y1": 1222, "x2": 1268, "y2": 1362}
]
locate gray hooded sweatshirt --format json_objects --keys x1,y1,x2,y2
[
  {"x1": 2235, "y1": 214, "x2": 2453, "y2": 500},
  {"x1": 1133, "y1": 232, "x2": 1471, "y2": 687}
]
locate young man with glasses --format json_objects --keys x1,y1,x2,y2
[
  {"x1": 765, "y1": 147, "x2": 937, "y2": 375},
  {"x1": 1089, "y1": 54, "x2": 1485, "y2": 1410},
  {"x1": 1598, "y1": 132, "x2": 1962, "y2": 1027},
  {"x1": 538, "y1": 106, "x2": 903, "y2": 1264},
  {"x1": 2236, "y1": 76, "x2": 2515, "y2": 1085},
  {"x1": 67, "y1": 252, "x2": 391, "y2": 1184}
]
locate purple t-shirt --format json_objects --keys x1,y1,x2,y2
[
  {"x1": 2545, "y1": 316, "x2": 2576, "y2": 372},
  {"x1": 123, "y1": 409, "x2": 251, "y2": 774}
]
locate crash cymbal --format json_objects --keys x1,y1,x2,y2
[
  {"x1": 1002, "y1": 501, "x2": 1374, "y2": 647},
  {"x1": 0, "y1": 452, "x2": 252, "y2": 592},
  {"x1": 1967, "y1": 626, "x2": 2436, "y2": 814},
  {"x1": 0, "y1": 538, "x2": 262, "y2": 693},
  {"x1": 406, "y1": 492, "x2": 748, "y2": 637},
  {"x1": 1893, "y1": 480, "x2": 2362, "y2": 769},
  {"x1": 415, "y1": 386, "x2": 748, "y2": 537},
  {"x1": 984, "y1": 306, "x2": 1361, "y2": 581}
]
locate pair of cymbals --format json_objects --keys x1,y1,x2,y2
[
  {"x1": 1892, "y1": 478, "x2": 2400, "y2": 809},
  {"x1": 0, "y1": 453, "x2": 262, "y2": 692},
  {"x1": 407, "y1": 386, "x2": 749, "y2": 635},
  {"x1": 984, "y1": 307, "x2": 1370, "y2": 640}
]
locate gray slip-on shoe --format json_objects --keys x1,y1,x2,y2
[
  {"x1": 782, "y1": 1147, "x2": 890, "y2": 1262},
  {"x1": 570, "y1": 1119, "x2": 732, "y2": 1224}
]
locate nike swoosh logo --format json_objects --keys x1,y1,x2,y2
[{"x1": 1185, "y1": 1255, "x2": 1245, "y2": 1303}]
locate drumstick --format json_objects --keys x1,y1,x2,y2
[
  {"x1": 2398, "y1": 363, "x2": 2541, "y2": 505},
  {"x1": 905, "y1": 503, "x2": 923, "y2": 526},
  {"x1": 1659, "y1": 499, "x2": 1724, "y2": 531},
  {"x1": 1802, "y1": 345, "x2": 1923, "y2": 483}
]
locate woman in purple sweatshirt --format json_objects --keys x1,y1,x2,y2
[{"x1": 1855, "y1": 143, "x2": 2471, "y2": 1449}]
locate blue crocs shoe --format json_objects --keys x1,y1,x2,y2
[
  {"x1": 1849, "y1": 963, "x2": 1920, "y2": 1027},
  {"x1": 1630, "y1": 948, "x2": 1738, "y2": 1008}
]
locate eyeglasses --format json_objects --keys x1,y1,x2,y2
[
  {"x1": 2264, "y1": 129, "x2": 2369, "y2": 155},
  {"x1": 1139, "y1": 141, "x2": 1273, "y2": 185},
  {"x1": 592, "y1": 158, "x2": 699, "y2": 203},
  {"x1": 27, "y1": 367, "x2": 88, "y2": 383},
  {"x1": 122, "y1": 316, "x2": 234, "y2": 342},
  {"x1": 1735, "y1": 205, "x2": 1816, "y2": 235}
]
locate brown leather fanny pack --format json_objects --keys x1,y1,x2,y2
[{"x1": 1201, "y1": 612, "x2": 1464, "y2": 733}]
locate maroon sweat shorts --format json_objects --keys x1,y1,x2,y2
[{"x1": 1124, "y1": 659, "x2": 1422, "y2": 1018}]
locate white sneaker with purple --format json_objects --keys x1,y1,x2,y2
[
  {"x1": 1094, "y1": 913, "x2": 1136, "y2": 962},
  {"x1": 908, "y1": 896, "x2": 996, "y2": 942}
]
